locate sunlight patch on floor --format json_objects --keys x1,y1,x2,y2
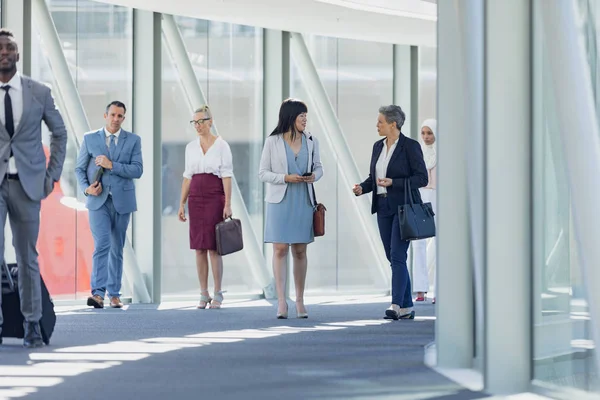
[{"x1": 0, "y1": 318, "x2": 395, "y2": 399}]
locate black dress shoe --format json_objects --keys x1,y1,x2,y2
[{"x1": 23, "y1": 321, "x2": 44, "y2": 348}]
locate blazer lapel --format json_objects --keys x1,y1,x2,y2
[
  {"x1": 306, "y1": 134, "x2": 314, "y2": 172},
  {"x1": 112, "y1": 130, "x2": 127, "y2": 161},
  {"x1": 386, "y1": 134, "x2": 406, "y2": 176},
  {"x1": 372, "y1": 139, "x2": 384, "y2": 178},
  {"x1": 276, "y1": 135, "x2": 287, "y2": 170},
  {"x1": 97, "y1": 129, "x2": 108, "y2": 156},
  {"x1": 14, "y1": 77, "x2": 32, "y2": 138}
]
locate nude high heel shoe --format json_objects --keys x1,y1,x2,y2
[{"x1": 276, "y1": 303, "x2": 288, "y2": 319}]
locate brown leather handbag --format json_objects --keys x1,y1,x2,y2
[
  {"x1": 311, "y1": 184, "x2": 326, "y2": 237},
  {"x1": 215, "y1": 217, "x2": 244, "y2": 256}
]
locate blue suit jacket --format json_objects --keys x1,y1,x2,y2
[
  {"x1": 74, "y1": 128, "x2": 143, "y2": 214},
  {"x1": 360, "y1": 134, "x2": 428, "y2": 214}
]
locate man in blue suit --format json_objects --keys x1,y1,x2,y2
[{"x1": 75, "y1": 101, "x2": 143, "y2": 309}]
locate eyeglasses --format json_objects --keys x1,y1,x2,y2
[{"x1": 190, "y1": 118, "x2": 211, "y2": 126}]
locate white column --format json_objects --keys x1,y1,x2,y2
[
  {"x1": 540, "y1": 0, "x2": 600, "y2": 378},
  {"x1": 484, "y1": 0, "x2": 532, "y2": 394},
  {"x1": 2, "y1": 0, "x2": 31, "y2": 76},
  {"x1": 132, "y1": 10, "x2": 162, "y2": 303},
  {"x1": 262, "y1": 28, "x2": 287, "y2": 299},
  {"x1": 461, "y1": 0, "x2": 485, "y2": 371},
  {"x1": 436, "y1": 0, "x2": 474, "y2": 369},
  {"x1": 393, "y1": 45, "x2": 412, "y2": 138}
]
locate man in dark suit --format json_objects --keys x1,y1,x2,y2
[
  {"x1": 0, "y1": 29, "x2": 68, "y2": 347},
  {"x1": 353, "y1": 105, "x2": 427, "y2": 320}
]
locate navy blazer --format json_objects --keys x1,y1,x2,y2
[{"x1": 359, "y1": 134, "x2": 428, "y2": 214}]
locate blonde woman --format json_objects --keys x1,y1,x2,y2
[
  {"x1": 412, "y1": 118, "x2": 437, "y2": 303},
  {"x1": 178, "y1": 106, "x2": 233, "y2": 309}
]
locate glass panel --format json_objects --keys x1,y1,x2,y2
[
  {"x1": 335, "y1": 38, "x2": 393, "y2": 291},
  {"x1": 290, "y1": 34, "x2": 394, "y2": 293},
  {"x1": 161, "y1": 18, "x2": 264, "y2": 298},
  {"x1": 532, "y1": 2, "x2": 598, "y2": 393},
  {"x1": 30, "y1": 0, "x2": 133, "y2": 300}
]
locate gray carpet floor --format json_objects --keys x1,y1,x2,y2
[{"x1": 0, "y1": 295, "x2": 489, "y2": 400}]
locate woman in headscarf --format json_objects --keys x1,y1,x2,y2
[{"x1": 412, "y1": 118, "x2": 437, "y2": 304}]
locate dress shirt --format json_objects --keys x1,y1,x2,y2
[
  {"x1": 0, "y1": 73, "x2": 23, "y2": 174},
  {"x1": 375, "y1": 137, "x2": 399, "y2": 195},
  {"x1": 104, "y1": 127, "x2": 121, "y2": 147},
  {"x1": 183, "y1": 136, "x2": 233, "y2": 179}
]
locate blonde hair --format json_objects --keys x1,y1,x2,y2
[{"x1": 194, "y1": 105, "x2": 212, "y2": 119}]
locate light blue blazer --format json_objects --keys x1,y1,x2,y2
[{"x1": 74, "y1": 128, "x2": 143, "y2": 214}]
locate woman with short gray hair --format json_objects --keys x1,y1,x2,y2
[{"x1": 353, "y1": 105, "x2": 428, "y2": 320}]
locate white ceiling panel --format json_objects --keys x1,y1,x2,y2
[{"x1": 94, "y1": 0, "x2": 436, "y2": 46}]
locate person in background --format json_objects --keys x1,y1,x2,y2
[
  {"x1": 0, "y1": 28, "x2": 67, "y2": 347},
  {"x1": 178, "y1": 105, "x2": 233, "y2": 310},
  {"x1": 75, "y1": 101, "x2": 143, "y2": 310},
  {"x1": 412, "y1": 119, "x2": 438, "y2": 304},
  {"x1": 259, "y1": 98, "x2": 323, "y2": 319},
  {"x1": 353, "y1": 105, "x2": 427, "y2": 320}
]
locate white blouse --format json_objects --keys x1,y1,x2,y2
[
  {"x1": 375, "y1": 138, "x2": 399, "y2": 194},
  {"x1": 183, "y1": 136, "x2": 233, "y2": 179}
]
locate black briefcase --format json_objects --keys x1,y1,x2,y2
[
  {"x1": 1, "y1": 262, "x2": 56, "y2": 345},
  {"x1": 397, "y1": 180, "x2": 436, "y2": 241}
]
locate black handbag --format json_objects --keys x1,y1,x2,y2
[
  {"x1": 397, "y1": 180, "x2": 436, "y2": 240},
  {"x1": 215, "y1": 217, "x2": 244, "y2": 256}
]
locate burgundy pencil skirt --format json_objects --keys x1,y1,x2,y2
[{"x1": 188, "y1": 173, "x2": 225, "y2": 250}]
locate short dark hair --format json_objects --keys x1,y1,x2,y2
[
  {"x1": 106, "y1": 101, "x2": 126, "y2": 114},
  {"x1": 0, "y1": 29, "x2": 15, "y2": 39}
]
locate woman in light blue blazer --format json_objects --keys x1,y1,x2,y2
[{"x1": 259, "y1": 98, "x2": 323, "y2": 320}]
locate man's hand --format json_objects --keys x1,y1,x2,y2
[
  {"x1": 352, "y1": 184, "x2": 363, "y2": 196},
  {"x1": 377, "y1": 178, "x2": 392, "y2": 187},
  {"x1": 223, "y1": 204, "x2": 232, "y2": 219},
  {"x1": 86, "y1": 181, "x2": 102, "y2": 196},
  {"x1": 95, "y1": 155, "x2": 113, "y2": 170},
  {"x1": 285, "y1": 174, "x2": 304, "y2": 183}
]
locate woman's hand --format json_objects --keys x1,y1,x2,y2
[
  {"x1": 223, "y1": 204, "x2": 232, "y2": 219},
  {"x1": 285, "y1": 174, "x2": 304, "y2": 183},
  {"x1": 377, "y1": 178, "x2": 392, "y2": 187},
  {"x1": 352, "y1": 184, "x2": 363, "y2": 196},
  {"x1": 178, "y1": 205, "x2": 187, "y2": 222},
  {"x1": 303, "y1": 173, "x2": 315, "y2": 183}
]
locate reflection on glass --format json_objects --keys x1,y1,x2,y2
[
  {"x1": 30, "y1": 0, "x2": 133, "y2": 299},
  {"x1": 161, "y1": 18, "x2": 264, "y2": 298},
  {"x1": 533, "y1": 4, "x2": 598, "y2": 392},
  {"x1": 290, "y1": 35, "x2": 394, "y2": 293}
]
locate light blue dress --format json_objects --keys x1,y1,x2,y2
[{"x1": 264, "y1": 136, "x2": 314, "y2": 244}]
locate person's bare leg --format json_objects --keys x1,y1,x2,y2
[
  {"x1": 195, "y1": 249, "x2": 211, "y2": 308},
  {"x1": 208, "y1": 250, "x2": 224, "y2": 308},
  {"x1": 273, "y1": 243, "x2": 289, "y2": 316},
  {"x1": 291, "y1": 243, "x2": 308, "y2": 316}
]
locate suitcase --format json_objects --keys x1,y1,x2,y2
[{"x1": 1, "y1": 262, "x2": 56, "y2": 345}]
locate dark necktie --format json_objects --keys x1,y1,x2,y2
[
  {"x1": 2, "y1": 85, "x2": 14, "y2": 138},
  {"x1": 109, "y1": 134, "x2": 116, "y2": 159}
]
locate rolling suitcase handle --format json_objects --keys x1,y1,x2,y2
[{"x1": 2, "y1": 261, "x2": 15, "y2": 293}]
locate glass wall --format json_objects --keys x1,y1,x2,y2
[
  {"x1": 290, "y1": 35, "x2": 394, "y2": 293},
  {"x1": 160, "y1": 17, "x2": 264, "y2": 298},
  {"x1": 532, "y1": 2, "x2": 598, "y2": 393},
  {"x1": 29, "y1": 0, "x2": 133, "y2": 299}
]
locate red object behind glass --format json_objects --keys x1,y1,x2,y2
[{"x1": 37, "y1": 145, "x2": 93, "y2": 297}]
